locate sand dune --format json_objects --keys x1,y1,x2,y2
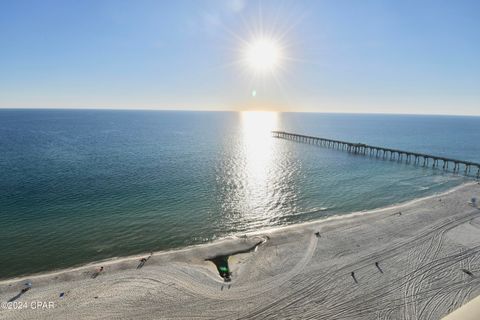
[{"x1": 1, "y1": 182, "x2": 480, "y2": 320}]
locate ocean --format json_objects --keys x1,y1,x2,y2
[{"x1": 1, "y1": 109, "x2": 478, "y2": 279}]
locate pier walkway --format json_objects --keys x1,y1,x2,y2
[{"x1": 272, "y1": 131, "x2": 480, "y2": 178}]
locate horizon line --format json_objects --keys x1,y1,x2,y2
[{"x1": 0, "y1": 107, "x2": 479, "y2": 117}]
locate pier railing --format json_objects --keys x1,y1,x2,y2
[{"x1": 272, "y1": 131, "x2": 480, "y2": 178}]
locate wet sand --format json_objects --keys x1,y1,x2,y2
[{"x1": 1, "y1": 182, "x2": 480, "y2": 319}]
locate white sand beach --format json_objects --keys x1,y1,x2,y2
[{"x1": 1, "y1": 182, "x2": 480, "y2": 320}]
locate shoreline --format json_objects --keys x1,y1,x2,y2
[
  {"x1": 2, "y1": 181, "x2": 480, "y2": 319},
  {"x1": 0, "y1": 180, "x2": 476, "y2": 285}
]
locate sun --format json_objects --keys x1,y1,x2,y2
[{"x1": 243, "y1": 37, "x2": 282, "y2": 75}]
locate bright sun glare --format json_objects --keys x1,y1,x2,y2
[{"x1": 244, "y1": 38, "x2": 282, "y2": 74}]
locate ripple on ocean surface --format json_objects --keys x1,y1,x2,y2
[{"x1": 0, "y1": 110, "x2": 477, "y2": 278}]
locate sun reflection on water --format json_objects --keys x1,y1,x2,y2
[
  {"x1": 241, "y1": 111, "x2": 278, "y2": 184},
  {"x1": 235, "y1": 111, "x2": 281, "y2": 223},
  {"x1": 217, "y1": 111, "x2": 299, "y2": 230}
]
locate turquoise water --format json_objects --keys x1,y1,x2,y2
[{"x1": 0, "y1": 110, "x2": 478, "y2": 279}]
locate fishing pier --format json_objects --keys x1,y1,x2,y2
[{"x1": 272, "y1": 131, "x2": 480, "y2": 178}]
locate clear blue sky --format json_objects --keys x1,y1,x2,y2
[{"x1": 1, "y1": 0, "x2": 479, "y2": 115}]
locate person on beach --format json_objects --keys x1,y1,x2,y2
[
  {"x1": 91, "y1": 266, "x2": 104, "y2": 279},
  {"x1": 21, "y1": 282, "x2": 32, "y2": 293},
  {"x1": 137, "y1": 252, "x2": 153, "y2": 269},
  {"x1": 462, "y1": 269, "x2": 474, "y2": 277},
  {"x1": 137, "y1": 258, "x2": 147, "y2": 269},
  {"x1": 219, "y1": 266, "x2": 231, "y2": 282},
  {"x1": 8, "y1": 282, "x2": 32, "y2": 302},
  {"x1": 351, "y1": 271, "x2": 357, "y2": 283}
]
